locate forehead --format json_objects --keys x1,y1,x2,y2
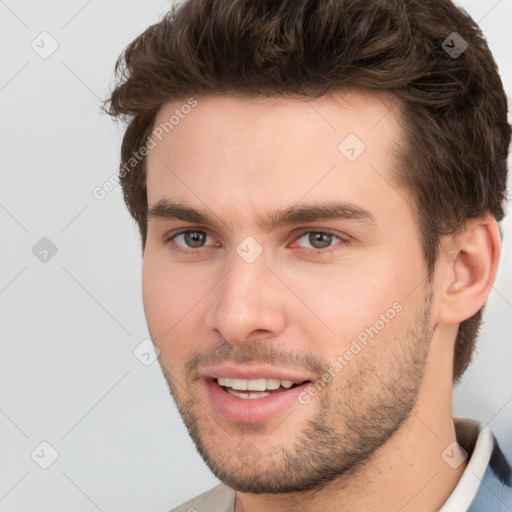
[{"x1": 145, "y1": 91, "x2": 408, "y2": 228}]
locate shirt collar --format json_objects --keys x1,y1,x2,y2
[{"x1": 439, "y1": 417, "x2": 496, "y2": 512}]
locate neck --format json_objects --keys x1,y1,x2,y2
[{"x1": 236, "y1": 334, "x2": 466, "y2": 512}]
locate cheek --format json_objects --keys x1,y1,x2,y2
[
  {"x1": 305, "y1": 280, "x2": 396, "y2": 343},
  {"x1": 142, "y1": 260, "x2": 170, "y2": 336},
  {"x1": 142, "y1": 257, "x2": 197, "y2": 341},
  {"x1": 142, "y1": 254, "x2": 216, "y2": 367},
  {"x1": 289, "y1": 257, "x2": 418, "y2": 351},
  {"x1": 142, "y1": 262, "x2": 194, "y2": 378}
]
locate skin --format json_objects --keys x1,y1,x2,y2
[{"x1": 142, "y1": 91, "x2": 500, "y2": 511}]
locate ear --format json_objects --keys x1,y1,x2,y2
[{"x1": 437, "y1": 215, "x2": 501, "y2": 325}]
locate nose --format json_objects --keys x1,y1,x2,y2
[{"x1": 205, "y1": 250, "x2": 287, "y2": 345}]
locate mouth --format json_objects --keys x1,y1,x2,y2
[
  {"x1": 205, "y1": 374, "x2": 313, "y2": 423},
  {"x1": 214, "y1": 377, "x2": 308, "y2": 399}
]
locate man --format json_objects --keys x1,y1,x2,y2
[{"x1": 105, "y1": 0, "x2": 511, "y2": 510}]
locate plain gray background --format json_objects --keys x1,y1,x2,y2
[{"x1": 0, "y1": 1, "x2": 511, "y2": 510}]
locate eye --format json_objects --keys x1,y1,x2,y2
[
  {"x1": 167, "y1": 229, "x2": 217, "y2": 252},
  {"x1": 294, "y1": 230, "x2": 346, "y2": 251}
]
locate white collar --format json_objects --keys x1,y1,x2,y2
[{"x1": 439, "y1": 418, "x2": 494, "y2": 512}]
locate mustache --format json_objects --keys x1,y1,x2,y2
[{"x1": 185, "y1": 339, "x2": 327, "y2": 380}]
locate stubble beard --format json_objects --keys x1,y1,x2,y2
[{"x1": 160, "y1": 293, "x2": 434, "y2": 493}]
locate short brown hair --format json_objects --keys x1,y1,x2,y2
[{"x1": 105, "y1": 0, "x2": 510, "y2": 383}]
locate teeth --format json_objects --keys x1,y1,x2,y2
[
  {"x1": 217, "y1": 377, "x2": 301, "y2": 391},
  {"x1": 265, "y1": 378, "x2": 281, "y2": 390},
  {"x1": 226, "y1": 389, "x2": 270, "y2": 399},
  {"x1": 230, "y1": 378, "x2": 248, "y2": 390}
]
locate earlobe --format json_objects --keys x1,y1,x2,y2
[{"x1": 437, "y1": 215, "x2": 501, "y2": 325}]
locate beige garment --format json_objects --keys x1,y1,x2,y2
[{"x1": 169, "y1": 483, "x2": 235, "y2": 512}]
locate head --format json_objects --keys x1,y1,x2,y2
[{"x1": 105, "y1": 0, "x2": 509, "y2": 494}]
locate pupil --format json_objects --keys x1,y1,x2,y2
[
  {"x1": 185, "y1": 231, "x2": 206, "y2": 248},
  {"x1": 309, "y1": 232, "x2": 332, "y2": 249}
]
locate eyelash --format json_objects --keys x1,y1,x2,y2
[{"x1": 164, "y1": 229, "x2": 349, "y2": 255}]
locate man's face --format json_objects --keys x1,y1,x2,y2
[{"x1": 143, "y1": 92, "x2": 436, "y2": 492}]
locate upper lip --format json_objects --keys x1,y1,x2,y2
[{"x1": 199, "y1": 364, "x2": 314, "y2": 383}]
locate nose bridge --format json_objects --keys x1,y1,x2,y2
[{"x1": 206, "y1": 246, "x2": 286, "y2": 343}]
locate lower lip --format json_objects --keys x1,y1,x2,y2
[{"x1": 205, "y1": 379, "x2": 311, "y2": 423}]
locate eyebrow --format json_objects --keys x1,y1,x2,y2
[{"x1": 147, "y1": 199, "x2": 375, "y2": 232}]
